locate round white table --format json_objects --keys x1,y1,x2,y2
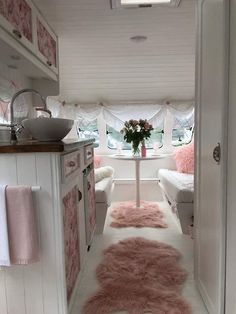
[{"x1": 109, "y1": 154, "x2": 166, "y2": 208}]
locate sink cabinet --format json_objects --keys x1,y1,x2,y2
[{"x1": 0, "y1": 140, "x2": 94, "y2": 314}]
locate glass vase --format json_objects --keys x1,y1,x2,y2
[
  {"x1": 132, "y1": 141, "x2": 140, "y2": 157},
  {"x1": 141, "y1": 141, "x2": 146, "y2": 157}
]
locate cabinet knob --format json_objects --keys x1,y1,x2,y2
[
  {"x1": 47, "y1": 60, "x2": 52, "y2": 67},
  {"x1": 78, "y1": 189, "x2": 82, "y2": 202},
  {"x1": 12, "y1": 29, "x2": 22, "y2": 39},
  {"x1": 87, "y1": 181, "x2": 91, "y2": 191},
  {"x1": 213, "y1": 143, "x2": 221, "y2": 164},
  {"x1": 87, "y1": 151, "x2": 92, "y2": 159},
  {"x1": 67, "y1": 161, "x2": 76, "y2": 167}
]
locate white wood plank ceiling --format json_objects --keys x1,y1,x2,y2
[{"x1": 34, "y1": 0, "x2": 195, "y2": 103}]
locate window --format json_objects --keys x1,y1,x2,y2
[
  {"x1": 77, "y1": 119, "x2": 99, "y2": 147},
  {"x1": 106, "y1": 124, "x2": 164, "y2": 150},
  {"x1": 107, "y1": 125, "x2": 130, "y2": 150},
  {"x1": 146, "y1": 127, "x2": 164, "y2": 149},
  {"x1": 172, "y1": 117, "x2": 194, "y2": 146}
]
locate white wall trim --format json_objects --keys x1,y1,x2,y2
[{"x1": 197, "y1": 278, "x2": 216, "y2": 314}]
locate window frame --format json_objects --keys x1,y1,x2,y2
[
  {"x1": 172, "y1": 126, "x2": 194, "y2": 147},
  {"x1": 76, "y1": 120, "x2": 100, "y2": 147},
  {"x1": 106, "y1": 124, "x2": 164, "y2": 150},
  {"x1": 78, "y1": 109, "x2": 194, "y2": 155}
]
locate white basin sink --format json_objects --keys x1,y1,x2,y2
[{"x1": 22, "y1": 117, "x2": 74, "y2": 141}]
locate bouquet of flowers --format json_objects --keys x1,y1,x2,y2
[{"x1": 120, "y1": 119, "x2": 153, "y2": 155}]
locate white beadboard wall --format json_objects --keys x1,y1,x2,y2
[
  {"x1": 0, "y1": 145, "x2": 91, "y2": 314},
  {"x1": 33, "y1": 0, "x2": 195, "y2": 103},
  {"x1": 0, "y1": 153, "x2": 68, "y2": 314}
]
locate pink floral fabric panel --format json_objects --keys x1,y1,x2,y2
[
  {"x1": 63, "y1": 186, "x2": 80, "y2": 302},
  {"x1": 0, "y1": 0, "x2": 32, "y2": 42},
  {"x1": 87, "y1": 170, "x2": 96, "y2": 234},
  {"x1": 37, "y1": 18, "x2": 57, "y2": 67},
  {"x1": 0, "y1": 101, "x2": 9, "y2": 122}
]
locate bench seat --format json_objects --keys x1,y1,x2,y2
[
  {"x1": 158, "y1": 169, "x2": 194, "y2": 234},
  {"x1": 94, "y1": 167, "x2": 114, "y2": 234},
  {"x1": 158, "y1": 169, "x2": 194, "y2": 203}
]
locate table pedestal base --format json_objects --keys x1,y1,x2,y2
[{"x1": 135, "y1": 160, "x2": 141, "y2": 208}]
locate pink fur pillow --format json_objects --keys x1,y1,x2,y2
[
  {"x1": 94, "y1": 155, "x2": 102, "y2": 168},
  {"x1": 173, "y1": 143, "x2": 194, "y2": 174}
]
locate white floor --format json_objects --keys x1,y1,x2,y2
[{"x1": 71, "y1": 201, "x2": 208, "y2": 314}]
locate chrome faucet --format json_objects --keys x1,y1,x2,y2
[{"x1": 2, "y1": 88, "x2": 52, "y2": 142}]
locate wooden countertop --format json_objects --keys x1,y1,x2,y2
[{"x1": 0, "y1": 138, "x2": 94, "y2": 153}]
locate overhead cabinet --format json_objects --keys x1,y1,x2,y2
[
  {"x1": 0, "y1": 0, "x2": 35, "y2": 52},
  {"x1": 0, "y1": 0, "x2": 59, "y2": 77},
  {"x1": 36, "y1": 12, "x2": 58, "y2": 74}
]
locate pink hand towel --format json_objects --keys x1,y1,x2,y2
[
  {"x1": 0, "y1": 185, "x2": 10, "y2": 266},
  {"x1": 6, "y1": 186, "x2": 39, "y2": 265}
]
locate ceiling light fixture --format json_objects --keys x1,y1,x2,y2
[
  {"x1": 122, "y1": 0, "x2": 171, "y2": 4},
  {"x1": 110, "y1": 0, "x2": 181, "y2": 9}
]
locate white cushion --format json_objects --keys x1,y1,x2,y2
[
  {"x1": 94, "y1": 166, "x2": 114, "y2": 183},
  {"x1": 158, "y1": 169, "x2": 194, "y2": 203},
  {"x1": 95, "y1": 176, "x2": 113, "y2": 204}
]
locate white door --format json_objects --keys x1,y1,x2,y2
[
  {"x1": 195, "y1": 0, "x2": 228, "y2": 313},
  {"x1": 226, "y1": 1, "x2": 236, "y2": 313}
]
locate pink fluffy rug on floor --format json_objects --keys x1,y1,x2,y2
[
  {"x1": 110, "y1": 200, "x2": 168, "y2": 228},
  {"x1": 83, "y1": 237, "x2": 191, "y2": 314}
]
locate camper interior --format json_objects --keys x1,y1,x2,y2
[{"x1": 0, "y1": 0, "x2": 235, "y2": 313}]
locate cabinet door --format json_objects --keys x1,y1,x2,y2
[
  {"x1": 84, "y1": 168, "x2": 96, "y2": 246},
  {"x1": 0, "y1": 0, "x2": 35, "y2": 51},
  {"x1": 77, "y1": 172, "x2": 87, "y2": 268},
  {"x1": 62, "y1": 186, "x2": 80, "y2": 303},
  {"x1": 36, "y1": 12, "x2": 58, "y2": 75},
  {"x1": 84, "y1": 144, "x2": 94, "y2": 167}
]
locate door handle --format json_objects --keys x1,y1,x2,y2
[
  {"x1": 213, "y1": 143, "x2": 221, "y2": 164},
  {"x1": 78, "y1": 189, "x2": 82, "y2": 202}
]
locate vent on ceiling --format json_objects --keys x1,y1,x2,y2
[{"x1": 110, "y1": 0, "x2": 181, "y2": 9}]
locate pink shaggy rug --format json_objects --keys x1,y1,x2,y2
[
  {"x1": 83, "y1": 237, "x2": 191, "y2": 314},
  {"x1": 110, "y1": 200, "x2": 168, "y2": 228}
]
